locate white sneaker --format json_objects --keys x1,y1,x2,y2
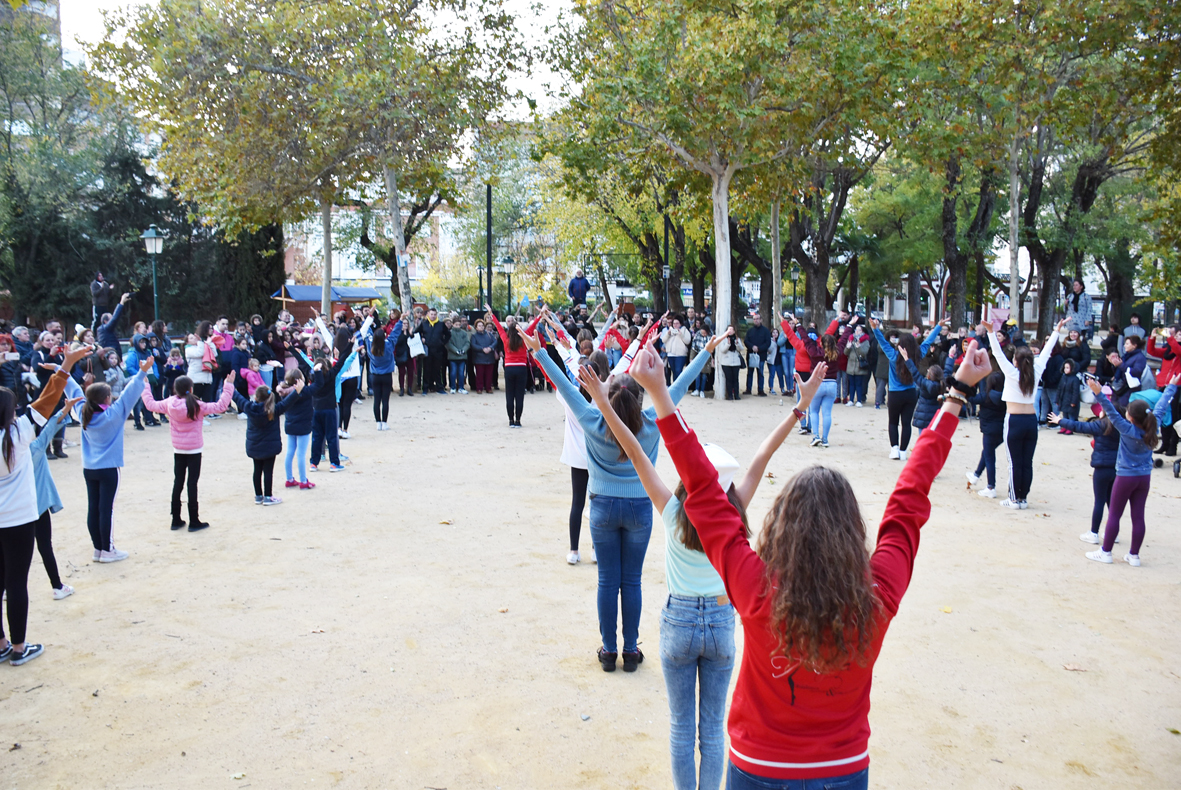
[
  {"x1": 53, "y1": 584, "x2": 75, "y2": 600},
  {"x1": 846, "y1": 400, "x2": 855, "y2": 407},
  {"x1": 338, "y1": 430, "x2": 350, "y2": 439},
  {"x1": 262, "y1": 496, "x2": 283, "y2": 506},
  {"x1": 1000, "y1": 498, "x2": 1021, "y2": 510},
  {"x1": 965, "y1": 470, "x2": 980, "y2": 485},
  {"x1": 810, "y1": 436, "x2": 822, "y2": 447},
  {"x1": 1079, "y1": 531, "x2": 1101, "y2": 544},
  {"x1": 588, "y1": 546, "x2": 597, "y2": 564},
  {"x1": 889, "y1": 445, "x2": 900, "y2": 459},
  {"x1": 203, "y1": 418, "x2": 211, "y2": 427},
  {"x1": 1123, "y1": 553, "x2": 1141, "y2": 567},
  {"x1": 898, "y1": 450, "x2": 908, "y2": 461},
  {"x1": 92, "y1": 549, "x2": 101, "y2": 562},
  {"x1": 97, "y1": 548, "x2": 129, "y2": 563},
  {"x1": 855, "y1": 402, "x2": 863, "y2": 408},
  {"x1": 566, "y1": 551, "x2": 580, "y2": 565},
  {"x1": 1017, "y1": 500, "x2": 1029, "y2": 510},
  {"x1": 978, "y1": 487, "x2": 997, "y2": 498},
  {"x1": 1086, "y1": 549, "x2": 1113, "y2": 564},
  {"x1": 237, "y1": 413, "x2": 248, "y2": 421},
  {"x1": 458, "y1": 389, "x2": 468, "y2": 395}
]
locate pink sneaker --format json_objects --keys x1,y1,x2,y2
[
  {"x1": 299, "y1": 481, "x2": 315, "y2": 490},
  {"x1": 285, "y1": 479, "x2": 299, "y2": 488}
]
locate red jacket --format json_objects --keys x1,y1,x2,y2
[
  {"x1": 657, "y1": 406, "x2": 960, "y2": 779},
  {"x1": 1146, "y1": 335, "x2": 1181, "y2": 383},
  {"x1": 489, "y1": 314, "x2": 541, "y2": 367},
  {"x1": 781, "y1": 319, "x2": 840, "y2": 378}
]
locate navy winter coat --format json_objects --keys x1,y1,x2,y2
[
  {"x1": 1056, "y1": 372, "x2": 1081, "y2": 412},
  {"x1": 282, "y1": 382, "x2": 316, "y2": 436},
  {"x1": 907, "y1": 360, "x2": 943, "y2": 430},
  {"x1": 233, "y1": 388, "x2": 299, "y2": 458},
  {"x1": 1057, "y1": 417, "x2": 1119, "y2": 469},
  {"x1": 970, "y1": 387, "x2": 1006, "y2": 436}
]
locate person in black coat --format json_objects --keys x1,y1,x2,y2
[
  {"x1": 417, "y1": 308, "x2": 451, "y2": 395},
  {"x1": 233, "y1": 379, "x2": 302, "y2": 504},
  {"x1": 966, "y1": 370, "x2": 1007, "y2": 498},
  {"x1": 1055, "y1": 359, "x2": 1082, "y2": 430}
]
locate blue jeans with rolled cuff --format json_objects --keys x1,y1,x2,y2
[{"x1": 588, "y1": 494, "x2": 652, "y2": 654}]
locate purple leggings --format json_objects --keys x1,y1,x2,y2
[{"x1": 1103, "y1": 474, "x2": 1150, "y2": 554}]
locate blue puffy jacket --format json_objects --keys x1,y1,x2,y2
[
  {"x1": 1097, "y1": 385, "x2": 1177, "y2": 476},
  {"x1": 971, "y1": 387, "x2": 1006, "y2": 436},
  {"x1": 1057, "y1": 417, "x2": 1119, "y2": 469},
  {"x1": 907, "y1": 360, "x2": 943, "y2": 430},
  {"x1": 282, "y1": 382, "x2": 317, "y2": 437},
  {"x1": 233, "y1": 388, "x2": 300, "y2": 458}
]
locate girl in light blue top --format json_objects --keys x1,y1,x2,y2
[
  {"x1": 579, "y1": 362, "x2": 815, "y2": 790},
  {"x1": 523, "y1": 318, "x2": 719, "y2": 674}
]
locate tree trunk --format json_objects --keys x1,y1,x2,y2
[
  {"x1": 1008, "y1": 136, "x2": 1022, "y2": 326},
  {"x1": 805, "y1": 240, "x2": 831, "y2": 325},
  {"x1": 319, "y1": 188, "x2": 333, "y2": 316},
  {"x1": 668, "y1": 222, "x2": 686, "y2": 314},
  {"x1": 596, "y1": 256, "x2": 614, "y2": 313},
  {"x1": 845, "y1": 254, "x2": 860, "y2": 313},
  {"x1": 383, "y1": 164, "x2": 414, "y2": 313},
  {"x1": 771, "y1": 201, "x2": 783, "y2": 324},
  {"x1": 907, "y1": 270, "x2": 922, "y2": 327},
  {"x1": 942, "y1": 157, "x2": 968, "y2": 329},
  {"x1": 691, "y1": 248, "x2": 708, "y2": 315},
  {"x1": 973, "y1": 249, "x2": 986, "y2": 324},
  {"x1": 711, "y1": 167, "x2": 736, "y2": 400}
]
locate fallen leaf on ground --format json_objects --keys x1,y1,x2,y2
[
  {"x1": 941, "y1": 606, "x2": 953, "y2": 613},
  {"x1": 439, "y1": 519, "x2": 453, "y2": 525},
  {"x1": 1063, "y1": 664, "x2": 1087, "y2": 672},
  {"x1": 498, "y1": 607, "x2": 508, "y2": 613},
  {"x1": 1167, "y1": 728, "x2": 1180, "y2": 735},
  {"x1": 310, "y1": 629, "x2": 325, "y2": 634},
  {"x1": 231, "y1": 773, "x2": 246, "y2": 780}
]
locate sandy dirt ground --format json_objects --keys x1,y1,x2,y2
[{"x1": 2, "y1": 384, "x2": 1179, "y2": 789}]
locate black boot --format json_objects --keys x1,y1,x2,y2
[
  {"x1": 52, "y1": 437, "x2": 67, "y2": 459},
  {"x1": 171, "y1": 504, "x2": 186, "y2": 531},
  {"x1": 188, "y1": 504, "x2": 209, "y2": 532}
]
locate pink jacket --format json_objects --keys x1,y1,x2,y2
[
  {"x1": 141, "y1": 380, "x2": 234, "y2": 452},
  {"x1": 240, "y1": 367, "x2": 265, "y2": 397}
]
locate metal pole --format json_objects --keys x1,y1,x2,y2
[
  {"x1": 663, "y1": 215, "x2": 670, "y2": 311},
  {"x1": 151, "y1": 253, "x2": 159, "y2": 322},
  {"x1": 486, "y1": 184, "x2": 493, "y2": 310},
  {"x1": 507, "y1": 273, "x2": 513, "y2": 317}
]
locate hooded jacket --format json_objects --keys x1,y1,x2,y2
[
  {"x1": 141, "y1": 379, "x2": 234, "y2": 453},
  {"x1": 232, "y1": 388, "x2": 298, "y2": 458}
]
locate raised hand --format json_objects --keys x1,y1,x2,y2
[
  {"x1": 1055, "y1": 318, "x2": 1069, "y2": 332},
  {"x1": 953, "y1": 340, "x2": 992, "y2": 387},
  {"x1": 1047, "y1": 412, "x2": 1061, "y2": 426},
  {"x1": 628, "y1": 341, "x2": 666, "y2": 393},
  {"x1": 62, "y1": 344, "x2": 95, "y2": 372},
  {"x1": 576, "y1": 364, "x2": 609, "y2": 403},
  {"x1": 899, "y1": 347, "x2": 909, "y2": 361},
  {"x1": 226, "y1": 370, "x2": 237, "y2": 384},
  {"x1": 139, "y1": 357, "x2": 155, "y2": 374},
  {"x1": 120, "y1": 292, "x2": 132, "y2": 306},
  {"x1": 705, "y1": 333, "x2": 725, "y2": 353},
  {"x1": 1087, "y1": 377, "x2": 1102, "y2": 396},
  {"x1": 518, "y1": 323, "x2": 541, "y2": 352},
  {"x1": 869, "y1": 317, "x2": 880, "y2": 330},
  {"x1": 63, "y1": 395, "x2": 84, "y2": 414},
  {"x1": 1170, "y1": 373, "x2": 1180, "y2": 387}
]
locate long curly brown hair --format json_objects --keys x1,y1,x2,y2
[{"x1": 756, "y1": 465, "x2": 880, "y2": 673}]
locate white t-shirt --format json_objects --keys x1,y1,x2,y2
[
  {"x1": 558, "y1": 394, "x2": 588, "y2": 469},
  {"x1": 986, "y1": 330, "x2": 1059, "y2": 405},
  {"x1": 0, "y1": 418, "x2": 41, "y2": 528}
]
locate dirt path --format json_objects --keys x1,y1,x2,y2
[{"x1": 3, "y1": 389, "x2": 1178, "y2": 788}]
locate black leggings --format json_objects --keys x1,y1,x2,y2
[
  {"x1": 723, "y1": 365, "x2": 740, "y2": 399},
  {"x1": 504, "y1": 366, "x2": 527, "y2": 423},
  {"x1": 339, "y1": 379, "x2": 357, "y2": 430},
  {"x1": 172, "y1": 453, "x2": 202, "y2": 522},
  {"x1": 253, "y1": 456, "x2": 276, "y2": 497},
  {"x1": 569, "y1": 467, "x2": 589, "y2": 551},
  {"x1": 83, "y1": 467, "x2": 120, "y2": 551},
  {"x1": 192, "y1": 382, "x2": 212, "y2": 402},
  {"x1": 1004, "y1": 413, "x2": 1039, "y2": 501},
  {"x1": 0, "y1": 519, "x2": 36, "y2": 645},
  {"x1": 372, "y1": 372, "x2": 393, "y2": 422},
  {"x1": 1090, "y1": 466, "x2": 1118, "y2": 534},
  {"x1": 887, "y1": 388, "x2": 919, "y2": 450},
  {"x1": 34, "y1": 510, "x2": 62, "y2": 590}
]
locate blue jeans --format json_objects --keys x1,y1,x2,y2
[
  {"x1": 781, "y1": 349, "x2": 796, "y2": 393},
  {"x1": 284, "y1": 432, "x2": 311, "y2": 482},
  {"x1": 607, "y1": 348, "x2": 623, "y2": 368},
  {"x1": 808, "y1": 380, "x2": 838, "y2": 442},
  {"x1": 847, "y1": 374, "x2": 868, "y2": 404},
  {"x1": 695, "y1": 369, "x2": 710, "y2": 394},
  {"x1": 449, "y1": 360, "x2": 466, "y2": 391},
  {"x1": 745, "y1": 355, "x2": 765, "y2": 393},
  {"x1": 669, "y1": 355, "x2": 687, "y2": 382},
  {"x1": 661, "y1": 595, "x2": 736, "y2": 790},
  {"x1": 1036, "y1": 386, "x2": 1058, "y2": 423},
  {"x1": 728, "y1": 764, "x2": 868, "y2": 790},
  {"x1": 310, "y1": 409, "x2": 340, "y2": 466},
  {"x1": 588, "y1": 494, "x2": 652, "y2": 653},
  {"x1": 771, "y1": 359, "x2": 788, "y2": 391}
]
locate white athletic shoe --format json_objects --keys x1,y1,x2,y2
[
  {"x1": 898, "y1": 450, "x2": 908, "y2": 461},
  {"x1": 1086, "y1": 549, "x2": 1113, "y2": 564},
  {"x1": 810, "y1": 436, "x2": 822, "y2": 447},
  {"x1": 978, "y1": 487, "x2": 997, "y2": 498},
  {"x1": 1079, "y1": 531, "x2": 1101, "y2": 544},
  {"x1": 846, "y1": 400, "x2": 855, "y2": 407},
  {"x1": 96, "y1": 548, "x2": 129, "y2": 563},
  {"x1": 965, "y1": 470, "x2": 980, "y2": 485},
  {"x1": 338, "y1": 430, "x2": 350, "y2": 439},
  {"x1": 566, "y1": 551, "x2": 580, "y2": 565},
  {"x1": 855, "y1": 402, "x2": 863, "y2": 408},
  {"x1": 1124, "y1": 553, "x2": 1141, "y2": 567},
  {"x1": 1000, "y1": 498, "x2": 1021, "y2": 510},
  {"x1": 588, "y1": 546, "x2": 597, "y2": 564},
  {"x1": 53, "y1": 584, "x2": 75, "y2": 600},
  {"x1": 1017, "y1": 500, "x2": 1029, "y2": 510},
  {"x1": 458, "y1": 388, "x2": 468, "y2": 394},
  {"x1": 889, "y1": 445, "x2": 900, "y2": 460},
  {"x1": 237, "y1": 413, "x2": 248, "y2": 421}
]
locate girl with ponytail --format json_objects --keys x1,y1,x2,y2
[
  {"x1": 1084, "y1": 374, "x2": 1179, "y2": 567},
  {"x1": 520, "y1": 314, "x2": 722, "y2": 673},
  {"x1": 142, "y1": 373, "x2": 236, "y2": 531},
  {"x1": 233, "y1": 379, "x2": 304, "y2": 506},
  {"x1": 0, "y1": 342, "x2": 88, "y2": 666}
]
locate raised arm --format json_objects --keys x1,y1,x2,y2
[
  {"x1": 1038, "y1": 321, "x2": 1063, "y2": 365},
  {"x1": 140, "y1": 382, "x2": 167, "y2": 414},
  {"x1": 824, "y1": 318, "x2": 840, "y2": 336},
  {"x1": 734, "y1": 366, "x2": 825, "y2": 507},
  {"x1": 781, "y1": 319, "x2": 808, "y2": 356},
  {"x1": 578, "y1": 365, "x2": 673, "y2": 512},
  {"x1": 527, "y1": 338, "x2": 596, "y2": 425},
  {"x1": 1153, "y1": 381, "x2": 1179, "y2": 423},
  {"x1": 918, "y1": 322, "x2": 944, "y2": 355},
  {"x1": 984, "y1": 329, "x2": 1016, "y2": 377},
  {"x1": 871, "y1": 326, "x2": 897, "y2": 362}
]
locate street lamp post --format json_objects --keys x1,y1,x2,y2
[
  {"x1": 662, "y1": 264, "x2": 671, "y2": 313},
  {"x1": 790, "y1": 264, "x2": 800, "y2": 316},
  {"x1": 501, "y1": 256, "x2": 516, "y2": 316},
  {"x1": 139, "y1": 224, "x2": 164, "y2": 322}
]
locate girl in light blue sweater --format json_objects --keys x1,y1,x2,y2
[{"x1": 522, "y1": 320, "x2": 721, "y2": 672}]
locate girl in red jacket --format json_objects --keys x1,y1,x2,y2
[{"x1": 625, "y1": 338, "x2": 992, "y2": 789}]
